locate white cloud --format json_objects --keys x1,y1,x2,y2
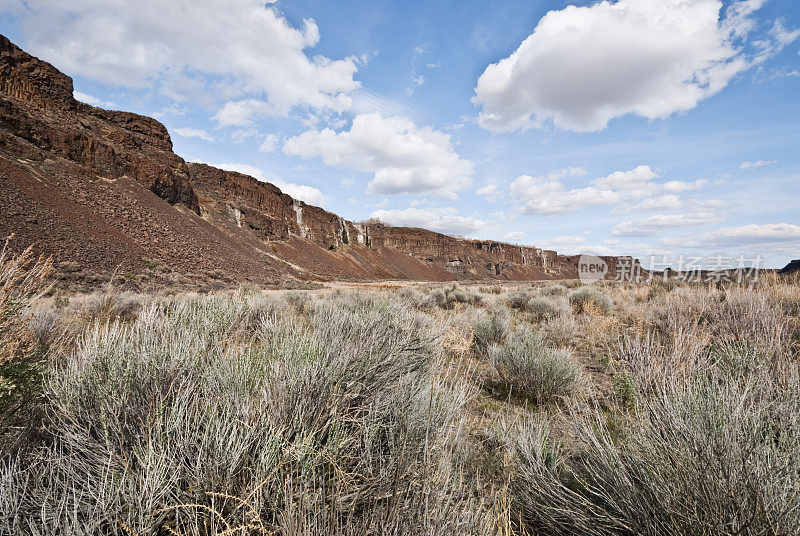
[
  {"x1": 73, "y1": 90, "x2": 114, "y2": 108},
  {"x1": 613, "y1": 212, "x2": 723, "y2": 236},
  {"x1": 476, "y1": 184, "x2": 498, "y2": 197},
  {"x1": 473, "y1": 0, "x2": 759, "y2": 132},
  {"x1": 174, "y1": 127, "x2": 215, "y2": 142},
  {"x1": 500, "y1": 165, "x2": 718, "y2": 218},
  {"x1": 258, "y1": 134, "x2": 280, "y2": 153},
  {"x1": 661, "y1": 179, "x2": 708, "y2": 193},
  {"x1": 13, "y1": 0, "x2": 359, "y2": 117},
  {"x1": 204, "y1": 162, "x2": 327, "y2": 207},
  {"x1": 739, "y1": 159, "x2": 777, "y2": 169},
  {"x1": 476, "y1": 183, "x2": 504, "y2": 202},
  {"x1": 212, "y1": 100, "x2": 275, "y2": 128},
  {"x1": 770, "y1": 19, "x2": 800, "y2": 47},
  {"x1": 370, "y1": 207, "x2": 486, "y2": 237},
  {"x1": 508, "y1": 167, "x2": 607, "y2": 216},
  {"x1": 503, "y1": 231, "x2": 526, "y2": 242},
  {"x1": 753, "y1": 18, "x2": 800, "y2": 62},
  {"x1": 349, "y1": 90, "x2": 414, "y2": 118},
  {"x1": 536, "y1": 235, "x2": 588, "y2": 249},
  {"x1": 532, "y1": 235, "x2": 626, "y2": 256},
  {"x1": 594, "y1": 165, "x2": 658, "y2": 190},
  {"x1": 614, "y1": 190, "x2": 724, "y2": 215},
  {"x1": 519, "y1": 185, "x2": 618, "y2": 216},
  {"x1": 72, "y1": 90, "x2": 101, "y2": 106},
  {"x1": 270, "y1": 180, "x2": 328, "y2": 208},
  {"x1": 283, "y1": 112, "x2": 473, "y2": 199},
  {"x1": 623, "y1": 194, "x2": 684, "y2": 212},
  {"x1": 661, "y1": 223, "x2": 800, "y2": 249}
]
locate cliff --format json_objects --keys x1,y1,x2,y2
[{"x1": 0, "y1": 34, "x2": 635, "y2": 286}]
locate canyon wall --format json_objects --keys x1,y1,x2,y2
[{"x1": 0, "y1": 34, "x2": 637, "y2": 285}]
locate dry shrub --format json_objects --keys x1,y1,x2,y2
[
  {"x1": 472, "y1": 304, "x2": 511, "y2": 358},
  {"x1": 0, "y1": 241, "x2": 52, "y2": 366},
  {"x1": 2, "y1": 292, "x2": 489, "y2": 535},
  {"x1": 539, "y1": 284, "x2": 567, "y2": 297},
  {"x1": 567, "y1": 287, "x2": 612, "y2": 315},
  {"x1": 507, "y1": 291, "x2": 534, "y2": 311},
  {"x1": 0, "y1": 240, "x2": 53, "y2": 453},
  {"x1": 26, "y1": 307, "x2": 61, "y2": 346},
  {"x1": 490, "y1": 328, "x2": 581, "y2": 404},
  {"x1": 525, "y1": 296, "x2": 570, "y2": 321},
  {"x1": 76, "y1": 290, "x2": 143, "y2": 322},
  {"x1": 540, "y1": 316, "x2": 581, "y2": 348},
  {"x1": 511, "y1": 354, "x2": 800, "y2": 536}
]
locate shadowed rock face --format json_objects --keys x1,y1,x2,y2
[
  {"x1": 780, "y1": 260, "x2": 800, "y2": 275},
  {"x1": 0, "y1": 34, "x2": 637, "y2": 285}
]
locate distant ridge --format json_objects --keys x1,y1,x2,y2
[{"x1": 780, "y1": 260, "x2": 800, "y2": 275}]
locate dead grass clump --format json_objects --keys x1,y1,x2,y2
[
  {"x1": 0, "y1": 241, "x2": 52, "y2": 366},
  {"x1": 540, "y1": 316, "x2": 581, "y2": 348},
  {"x1": 0, "y1": 240, "x2": 53, "y2": 454},
  {"x1": 539, "y1": 284, "x2": 568, "y2": 297},
  {"x1": 76, "y1": 290, "x2": 143, "y2": 322}
]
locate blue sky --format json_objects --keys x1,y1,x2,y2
[{"x1": 1, "y1": 0, "x2": 799, "y2": 268}]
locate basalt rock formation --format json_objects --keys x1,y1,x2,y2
[
  {"x1": 780, "y1": 260, "x2": 800, "y2": 275},
  {"x1": 0, "y1": 35, "x2": 635, "y2": 287}
]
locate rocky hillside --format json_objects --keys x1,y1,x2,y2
[{"x1": 0, "y1": 34, "x2": 634, "y2": 287}]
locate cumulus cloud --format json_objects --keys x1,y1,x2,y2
[
  {"x1": 506, "y1": 166, "x2": 653, "y2": 216},
  {"x1": 283, "y1": 113, "x2": 473, "y2": 199},
  {"x1": 476, "y1": 183, "x2": 504, "y2": 202},
  {"x1": 370, "y1": 207, "x2": 486, "y2": 237},
  {"x1": 211, "y1": 100, "x2": 276, "y2": 128},
  {"x1": 473, "y1": 0, "x2": 763, "y2": 132},
  {"x1": 497, "y1": 164, "x2": 722, "y2": 223},
  {"x1": 258, "y1": 134, "x2": 280, "y2": 153},
  {"x1": 10, "y1": 0, "x2": 359, "y2": 118},
  {"x1": 174, "y1": 127, "x2": 214, "y2": 142},
  {"x1": 740, "y1": 159, "x2": 777, "y2": 169},
  {"x1": 536, "y1": 235, "x2": 588, "y2": 250},
  {"x1": 202, "y1": 161, "x2": 327, "y2": 207}
]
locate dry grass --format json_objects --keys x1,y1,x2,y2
[{"x1": 2, "y1": 271, "x2": 799, "y2": 535}]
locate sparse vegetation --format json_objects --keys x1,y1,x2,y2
[
  {"x1": 2, "y1": 271, "x2": 799, "y2": 535},
  {"x1": 568, "y1": 286, "x2": 613, "y2": 314},
  {"x1": 489, "y1": 327, "x2": 581, "y2": 403}
]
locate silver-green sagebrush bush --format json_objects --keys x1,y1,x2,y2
[
  {"x1": 3, "y1": 269, "x2": 800, "y2": 536},
  {"x1": 524, "y1": 296, "x2": 570, "y2": 321},
  {"x1": 567, "y1": 287, "x2": 613, "y2": 314},
  {"x1": 489, "y1": 328, "x2": 581, "y2": 404},
  {"x1": 510, "y1": 280, "x2": 800, "y2": 536},
  {"x1": 511, "y1": 355, "x2": 800, "y2": 536},
  {"x1": 472, "y1": 304, "x2": 511, "y2": 358},
  {"x1": 1, "y1": 293, "x2": 488, "y2": 535}
]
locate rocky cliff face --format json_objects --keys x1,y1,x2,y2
[{"x1": 0, "y1": 35, "x2": 636, "y2": 286}]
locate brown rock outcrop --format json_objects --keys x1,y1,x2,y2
[{"x1": 0, "y1": 34, "x2": 640, "y2": 286}]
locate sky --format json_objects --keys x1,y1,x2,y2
[{"x1": 1, "y1": 0, "x2": 799, "y2": 269}]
